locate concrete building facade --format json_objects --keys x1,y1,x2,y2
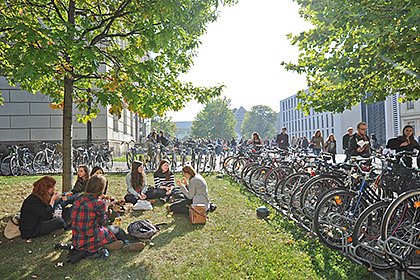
[{"x1": 0, "y1": 77, "x2": 147, "y2": 156}]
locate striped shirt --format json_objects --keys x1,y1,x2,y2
[{"x1": 153, "y1": 171, "x2": 174, "y2": 189}]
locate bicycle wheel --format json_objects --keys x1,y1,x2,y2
[
  {"x1": 381, "y1": 190, "x2": 420, "y2": 270},
  {"x1": 249, "y1": 166, "x2": 271, "y2": 196},
  {"x1": 1, "y1": 156, "x2": 12, "y2": 176},
  {"x1": 10, "y1": 156, "x2": 21, "y2": 176},
  {"x1": 222, "y1": 156, "x2": 235, "y2": 175},
  {"x1": 300, "y1": 175, "x2": 344, "y2": 223},
  {"x1": 104, "y1": 153, "x2": 114, "y2": 171},
  {"x1": 53, "y1": 152, "x2": 63, "y2": 172},
  {"x1": 32, "y1": 151, "x2": 46, "y2": 173},
  {"x1": 352, "y1": 200, "x2": 394, "y2": 269},
  {"x1": 313, "y1": 189, "x2": 368, "y2": 250},
  {"x1": 280, "y1": 172, "x2": 311, "y2": 206}
]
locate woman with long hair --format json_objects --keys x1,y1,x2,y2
[
  {"x1": 323, "y1": 133, "x2": 337, "y2": 163},
  {"x1": 124, "y1": 161, "x2": 148, "y2": 204},
  {"x1": 72, "y1": 175, "x2": 145, "y2": 254},
  {"x1": 19, "y1": 176, "x2": 66, "y2": 239},
  {"x1": 310, "y1": 130, "x2": 324, "y2": 156},
  {"x1": 169, "y1": 165, "x2": 210, "y2": 214},
  {"x1": 152, "y1": 159, "x2": 175, "y2": 201},
  {"x1": 71, "y1": 165, "x2": 90, "y2": 194},
  {"x1": 387, "y1": 125, "x2": 420, "y2": 167}
]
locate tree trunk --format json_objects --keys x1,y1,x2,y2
[
  {"x1": 62, "y1": 76, "x2": 73, "y2": 192},
  {"x1": 61, "y1": 0, "x2": 76, "y2": 192}
]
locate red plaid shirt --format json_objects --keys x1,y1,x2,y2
[{"x1": 71, "y1": 194, "x2": 116, "y2": 253}]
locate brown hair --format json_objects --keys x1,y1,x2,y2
[
  {"x1": 182, "y1": 165, "x2": 197, "y2": 178},
  {"x1": 78, "y1": 165, "x2": 90, "y2": 181},
  {"x1": 156, "y1": 159, "x2": 171, "y2": 181},
  {"x1": 85, "y1": 175, "x2": 107, "y2": 196},
  {"x1": 32, "y1": 176, "x2": 56, "y2": 205}
]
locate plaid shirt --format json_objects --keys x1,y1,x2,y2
[{"x1": 71, "y1": 194, "x2": 116, "y2": 253}]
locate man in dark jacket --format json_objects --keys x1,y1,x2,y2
[
  {"x1": 348, "y1": 122, "x2": 371, "y2": 157},
  {"x1": 342, "y1": 127, "x2": 353, "y2": 162},
  {"x1": 276, "y1": 127, "x2": 289, "y2": 149}
]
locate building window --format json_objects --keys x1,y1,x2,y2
[
  {"x1": 123, "y1": 109, "x2": 128, "y2": 134},
  {"x1": 113, "y1": 115, "x2": 119, "y2": 132},
  {"x1": 407, "y1": 101, "x2": 414, "y2": 110}
]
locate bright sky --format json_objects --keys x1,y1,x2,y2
[{"x1": 168, "y1": 0, "x2": 312, "y2": 122}]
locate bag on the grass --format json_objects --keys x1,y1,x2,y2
[
  {"x1": 189, "y1": 204, "x2": 207, "y2": 225},
  {"x1": 4, "y1": 213, "x2": 21, "y2": 239},
  {"x1": 127, "y1": 219, "x2": 158, "y2": 240},
  {"x1": 132, "y1": 200, "x2": 153, "y2": 211}
]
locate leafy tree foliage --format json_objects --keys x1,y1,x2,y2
[
  {"x1": 283, "y1": 0, "x2": 419, "y2": 113},
  {"x1": 0, "y1": 0, "x2": 235, "y2": 190},
  {"x1": 151, "y1": 116, "x2": 177, "y2": 138},
  {"x1": 240, "y1": 105, "x2": 277, "y2": 140},
  {"x1": 191, "y1": 97, "x2": 236, "y2": 139}
]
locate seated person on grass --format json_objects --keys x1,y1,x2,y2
[
  {"x1": 169, "y1": 165, "x2": 210, "y2": 214},
  {"x1": 71, "y1": 174, "x2": 145, "y2": 255},
  {"x1": 20, "y1": 176, "x2": 67, "y2": 240}
]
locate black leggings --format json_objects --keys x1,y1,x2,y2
[
  {"x1": 169, "y1": 198, "x2": 192, "y2": 214},
  {"x1": 39, "y1": 218, "x2": 66, "y2": 237},
  {"x1": 108, "y1": 225, "x2": 128, "y2": 241}
]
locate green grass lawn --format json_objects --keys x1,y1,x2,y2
[{"x1": 0, "y1": 174, "x2": 373, "y2": 280}]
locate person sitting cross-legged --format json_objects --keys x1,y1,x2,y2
[
  {"x1": 71, "y1": 174, "x2": 145, "y2": 257},
  {"x1": 169, "y1": 165, "x2": 210, "y2": 214}
]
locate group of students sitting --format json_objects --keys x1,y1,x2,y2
[{"x1": 18, "y1": 159, "x2": 210, "y2": 259}]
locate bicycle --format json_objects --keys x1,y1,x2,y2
[{"x1": 32, "y1": 142, "x2": 62, "y2": 173}]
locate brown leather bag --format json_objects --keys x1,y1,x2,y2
[{"x1": 189, "y1": 204, "x2": 207, "y2": 225}]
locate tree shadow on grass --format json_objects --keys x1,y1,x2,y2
[{"x1": 151, "y1": 214, "x2": 200, "y2": 249}]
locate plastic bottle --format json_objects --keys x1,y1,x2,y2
[
  {"x1": 54, "y1": 204, "x2": 62, "y2": 219},
  {"x1": 114, "y1": 214, "x2": 122, "y2": 227}
]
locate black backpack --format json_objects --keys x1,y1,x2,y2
[{"x1": 127, "y1": 220, "x2": 159, "y2": 240}]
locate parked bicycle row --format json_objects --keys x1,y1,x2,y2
[
  {"x1": 0, "y1": 142, "x2": 113, "y2": 176},
  {"x1": 222, "y1": 146, "x2": 420, "y2": 279},
  {"x1": 122, "y1": 139, "x2": 234, "y2": 174}
]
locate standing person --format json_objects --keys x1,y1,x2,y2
[
  {"x1": 169, "y1": 165, "x2": 210, "y2": 214},
  {"x1": 71, "y1": 175, "x2": 145, "y2": 254},
  {"x1": 348, "y1": 122, "x2": 371, "y2": 157},
  {"x1": 153, "y1": 159, "x2": 175, "y2": 201},
  {"x1": 310, "y1": 130, "x2": 324, "y2": 156},
  {"x1": 342, "y1": 127, "x2": 354, "y2": 162},
  {"x1": 157, "y1": 130, "x2": 168, "y2": 146},
  {"x1": 247, "y1": 132, "x2": 263, "y2": 150},
  {"x1": 323, "y1": 134, "x2": 337, "y2": 163},
  {"x1": 276, "y1": 127, "x2": 289, "y2": 149},
  {"x1": 19, "y1": 176, "x2": 66, "y2": 240},
  {"x1": 71, "y1": 165, "x2": 90, "y2": 194},
  {"x1": 386, "y1": 125, "x2": 420, "y2": 168},
  {"x1": 371, "y1": 133, "x2": 379, "y2": 151}
]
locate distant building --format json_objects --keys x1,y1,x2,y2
[
  {"x1": 0, "y1": 77, "x2": 145, "y2": 156},
  {"x1": 232, "y1": 106, "x2": 247, "y2": 139},
  {"x1": 174, "y1": 121, "x2": 193, "y2": 140},
  {"x1": 400, "y1": 99, "x2": 420, "y2": 133},
  {"x1": 278, "y1": 94, "x2": 401, "y2": 152}
]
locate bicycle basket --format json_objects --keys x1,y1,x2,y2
[{"x1": 380, "y1": 163, "x2": 416, "y2": 194}]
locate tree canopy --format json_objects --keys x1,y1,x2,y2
[
  {"x1": 191, "y1": 97, "x2": 236, "y2": 139},
  {"x1": 283, "y1": 0, "x2": 419, "y2": 113},
  {"x1": 0, "y1": 0, "x2": 235, "y2": 190},
  {"x1": 240, "y1": 105, "x2": 277, "y2": 140}
]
